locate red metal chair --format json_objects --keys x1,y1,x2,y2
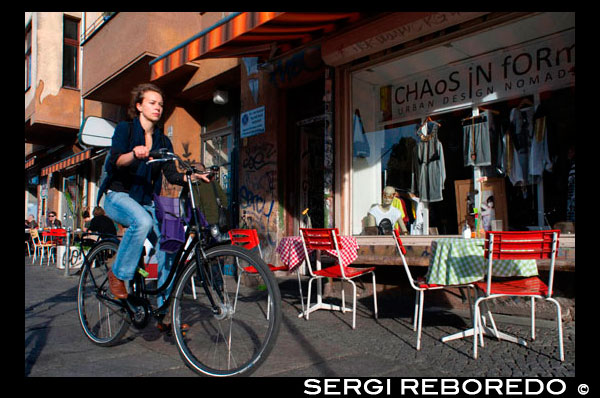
[
  {"x1": 47, "y1": 228, "x2": 67, "y2": 245},
  {"x1": 299, "y1": 228, "x2": 377, "y2": 329},
  {"x1": 392, "y1": 228, "x2": 474, "y2": 350},
  {"x1": 472, "y1": 230, "x2": 563, "y2": 361},
  {"x1": 229, "y1": 228, "x2": 305, "y2": 318},
  {"x1": 45, "y1": 228, "x2": 67, "y2": 265}
]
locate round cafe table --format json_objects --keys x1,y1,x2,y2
[
  {"x1": 426, "y1": 237, "x2": 539, "y2": 346},
  {"x1": 426, "y1": 237, "x2": 538, "y2": 286}
]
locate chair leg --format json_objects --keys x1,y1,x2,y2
[
  {"x1": 306, "y1": 277, "x2": 315, "y2": 320},
  {"x1": 416, "y1": 290, "x2": 424, "y2": 350},
  {"x1": 531, "y1": 297, "x2": 536, "y2": 340},
  {"x1": 296, "y1": 271, "x2": 305, "y2": 314},
  {"x1": 341, "y1": 280, "x2": 346, "y2": 313},
  {"x1": 372, "y1": 272, "x2": 378, "y2": 320},
  {"x1": 546, "y1": 297, "x2": 565, "y2": 362},
  {"x1": 349, "y1": 279, "x2": 357, "y2": 329},
  {"x1": 473, "y1": 297, "x2": 485, "y2": 359},
  {"x1": 267, "y1": 295, "x2": 271, "y2": 320},
  {"x1": 413, "y1": 290, "x2": 419, "y2": 331}
]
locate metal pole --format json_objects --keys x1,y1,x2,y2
[{"x1": 64, "y1": 227, "x2": 70, "y2": 276}]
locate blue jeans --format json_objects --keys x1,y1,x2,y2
[{"x1": 104, "y1": 191, "x2": 176, "y2": 310}]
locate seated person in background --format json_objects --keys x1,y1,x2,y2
[
  {"x1": 88, "y1": 206, "x2": 117, "y2": 236},
  {"x1": 46, "y1": 211, "x2": 62, "y2": 228},
  {"x1": 26, "y1": 214, "x2": 38, "y2": 229},
  {"x1": 81, "y1": 209, "x2": 92, "y2": 232},
  {"x1": 366, "y1": 186, "x2": 408, "y2": 235}
]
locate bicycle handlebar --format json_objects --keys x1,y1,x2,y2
[{"x1": 147, "y1": 150, "x2": 215, "y2": 179}]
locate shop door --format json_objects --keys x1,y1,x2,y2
[
  {"x1": 298, "y1": 116, "x2": 326, "y2": 229},
  {"x1": 285, "y1": 78, "x2": 327, "y2": 234}
]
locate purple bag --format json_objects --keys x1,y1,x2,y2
[
  {"x1": 153, "y1": 194, "x2": 186, "y2": 253},
  {"x1": 153, "y1": 194, "x2": 209, "y2": 253}
]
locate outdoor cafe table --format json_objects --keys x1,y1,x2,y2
[
  {"x1": 275, "y1": 235, "x2": 359, "y2": 318},
  {"x1": 425, "y1": 237, "x2": 539, "y2": 344}
]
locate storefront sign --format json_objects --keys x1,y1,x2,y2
[
  {"x1": 240, "y1": 106, "x2": 266, "y2": 138},
  {"x1": 323, "y1": 12, "x2": 488, "y2": 66},
  {"x1": 385, "y1": 30, "x2": 575, "y2": 123}
]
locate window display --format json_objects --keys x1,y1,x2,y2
[{"x1": 350, "y1": 13, "x2": 574, "y2": 236}]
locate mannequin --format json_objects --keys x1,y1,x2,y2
[{"x1": 366, "y1": 186, "x2": 408, "y2": 234}]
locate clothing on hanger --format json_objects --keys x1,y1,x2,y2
[
  {"x1": 529, "y1": 106, "x2": 553, "y2": 181},
  {"x1": 462, "y1": 111, "x2": 492, "y2": 167},
  {"x1": 412, "y1": 127, "x2": 446, "y2": 202}
]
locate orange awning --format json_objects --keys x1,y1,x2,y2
[
  {"x1": 150, "y1": 12, "x2": 365, "y2": 81},
  {"x1": 25, "y1": 156, "x2": 36, "y2": 169},
  {"x1": 41, "y1": 148, "x2": 93, "y2": 176}
]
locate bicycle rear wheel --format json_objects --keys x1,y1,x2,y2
[
  {"x1": 172, "y1": 244, "x2": 281, "y2": 376},
  {"x1": 77, "y1": 240, "x2": 129, "y2": 346}
]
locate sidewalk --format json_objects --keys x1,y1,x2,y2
[{"x1": 25, "y1": 256, "x2": 575, "y2": 377}]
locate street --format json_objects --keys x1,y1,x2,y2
[{"x1": 25, "y1": 256, "x2": 575, "y2": 379}]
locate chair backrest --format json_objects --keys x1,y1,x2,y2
[
  {"x1": 300, "y1": 228, "x2": 342, "y2": 251},
  {"x1": 299, "y1": 228, "x2": 345, "y2": 277},
  {"x1": 30, "y1": 228, "x2": 41, "y2": 243},
  {"x1": 393, "y1": 228, "x2": 420, "y2": 290},
  {"x1": 48, "y1": 228, "x2": 67, "y2": 238},
  {"x1": 229, "y1": 229, "x2": 263, "y2": 257},
  {"x1": 484, "y1": 230, "x2": 560, "y2": 296}
]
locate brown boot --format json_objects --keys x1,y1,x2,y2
[{"x1": 108, "y1": 270, "x2": 128, "y2": 299}]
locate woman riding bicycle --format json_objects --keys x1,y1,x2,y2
[{"x1": 102, "y1": 83, "x2": 210, "y2": 321}]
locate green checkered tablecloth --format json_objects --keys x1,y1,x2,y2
[{"x1": 426, "y1": 237, "x2": 539, "y2": 286}]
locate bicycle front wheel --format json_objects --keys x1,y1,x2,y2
[
  {"x1": 172, "y1": 244, "x2": 281, "y2": 376},
  {"x1": 77, "y1": 240, "x2": 129, "y2": 346}
]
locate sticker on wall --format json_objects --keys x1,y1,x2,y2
[{"x1": 240, "y1": 106, "x2": 266, "y2": 138}]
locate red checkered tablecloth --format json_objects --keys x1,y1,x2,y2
[{"x1": 275, "y1": 236, "x2": 359, "y2": 271}]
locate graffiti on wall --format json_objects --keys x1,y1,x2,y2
[
  {"x1": 268, "y1": 46, "x2": 324, "y2": 87},
  {"x1": 239, "y1": 142, "x2": 278, "y2": 260}
]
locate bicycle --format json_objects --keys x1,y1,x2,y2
[{"x1": 76, "y1": 149, "x2": 281, "y2": 377}]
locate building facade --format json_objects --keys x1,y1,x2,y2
[{"x1": 26, "y1": 12, "x2": 575, "y2": 272}]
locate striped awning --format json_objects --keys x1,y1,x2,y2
[
  {"x1": 41, "y1": 148, "x2": 93, "y2": 176},
  {"x1": 25, "y1": 156, "x2": 36, "y2": 169},
  {"x1": 150, "y1": 12, "x2": 364, "y2": 81}
]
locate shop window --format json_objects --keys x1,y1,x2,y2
[{"x1": 350, "y1": 13, "x2": 574, "y2": 236}]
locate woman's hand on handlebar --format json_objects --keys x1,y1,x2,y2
[
  {"x1": 187, "y1": 172, "x2": 212, "y2": 183},
  {"x1": 133, "y1": 145, "x2": 150, "y2": 160}
]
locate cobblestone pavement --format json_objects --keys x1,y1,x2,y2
[{"x1": 25, "y1": 256, "x2": 575, "y2": 379}]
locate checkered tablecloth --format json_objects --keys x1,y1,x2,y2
[
  {"x1": 426, "y1": 237, "x2": 539, "y2": 286},
  {"x1": 275, "y1": 236, "x2": 359, "y2": 271}
]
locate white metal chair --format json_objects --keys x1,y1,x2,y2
[
  {"x1": 300, "y1": 227, "x2": 377, "y2": 329},
  {"x1": 229, "y1": 228, "x2": 305, "y2": 319},
  {"x1": 472, "y1": 230, "x2": 564, "y2": 361},
  {"x1": 392, "y1": 228, "x2": 474, "y2": 350}
]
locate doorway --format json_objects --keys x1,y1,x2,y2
[{"x1": 284, "y1": 78, "x2": 326, "y2": 234}]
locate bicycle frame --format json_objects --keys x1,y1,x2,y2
[{"x1": 82, "y1": 150, "x2": 230, "y2": 320}]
